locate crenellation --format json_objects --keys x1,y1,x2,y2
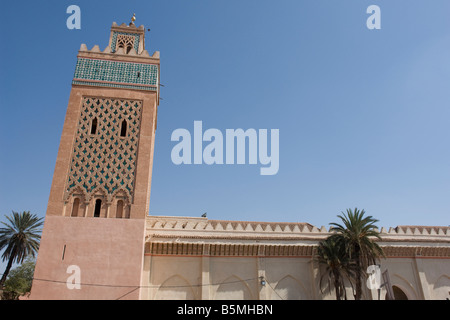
[
  {"x1": 273, "y1": 224, "x2": 283, "y2": 232},
  {"x1": 215, "y1": 222, "x2": 225, "y2": 231},
  {"x1": 225, "y1": 222, "x2": 234, "y2": 231},
  {"x1": 204, "y1": 223, "x2": 214, "y2": 231},
  {"x1": 244, "y1": 223, "x2": 253, "y2": 232},
  {"x1": 235, "y1": 223, "x2": 244, "y2": 231},
  {"x1": 254, "y1": 224, "x2": 264, "y2": 232}
]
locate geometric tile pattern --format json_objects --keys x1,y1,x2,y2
[
  {"x1": 73, "y1": 57, "x2": 158, "y2": 89},
  {"x1": 65, "y1": 97, "x2": 143, "y2": 203}
]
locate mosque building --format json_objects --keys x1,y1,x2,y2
[{"x1": 30, "y1": 17, "x2": 450, "y2": 300}]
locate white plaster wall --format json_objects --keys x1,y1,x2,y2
[
  {"x1": 264, "y1": 257, "x2": 313, "y2": 300},
  {"x1": 209, "y1": 257, "x2": 259, "y2": 300},
  {"x1": 143, "y1": 254, "x2": 450, "y2": 300},
  {"x1": 420, "y1": 259, "x2": 450, "y2": 300},
  {"x1": 146, "y1": 256, "x2": 202, "y2": 300}
]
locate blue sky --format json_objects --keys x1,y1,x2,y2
[{"x1": 0, "y1": 0, "x2": 449, "y2": 271}]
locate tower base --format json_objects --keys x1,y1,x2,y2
[{"x1": 30, "y1": 216, "x2": 146, "y2": 300}]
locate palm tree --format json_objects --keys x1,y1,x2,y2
[
  {"x1": 0, "y1": 211, "x2": 44, "y2": 288},
  {"x1": 317, "y1": 235, "x2": 356, "y2": 300},
  {"x1": 330, "y1": 208, "x2": 384, "y2": 300}
]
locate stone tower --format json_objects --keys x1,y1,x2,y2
[{"x1": 30, "y1": 19, "x2": 160, "y2": 299}]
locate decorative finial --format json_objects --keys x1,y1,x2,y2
[{"x1": 130, "y1": 13, "x2": 136, "y2": 25}]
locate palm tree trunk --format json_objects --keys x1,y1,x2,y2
[
  {"x1": 355, "y1": 246, "x2": 362, "y2": 300},
  {"x1": 334, "y1": 277, "x2": 341, "y2": 300},
  {"x1": 0, "y1": 256, "x2": 14, "y2": 287},
  {"x1": 355, "y1": 270, "x2": 362, "y2": 300},
  {"x1": 332, "y1": 269, "x2": 344, "y2": 300}
]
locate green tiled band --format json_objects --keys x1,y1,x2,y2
[{"x1": 73, "y1": 57, "x2": 158, "y2": 89}]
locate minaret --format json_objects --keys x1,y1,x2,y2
[{"x1": 30, "y1": 16, "x2": 160, "y2": 299}]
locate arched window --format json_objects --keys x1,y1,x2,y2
[
  {"x1": 94, "y1": 199, "x2": 102, "y2": 217},
  {"x1": 116, "y1": 200, "x2": 124, "y2": 218},
  {"x1": 392, "y1": 286, "x2": 408, "y2": 300},
  {"x1": 91, "y1": 118, "x2": 98, "y2": 135},
  {"x1": 116, "y1": 34, "x2": 135, "y2": 54},
  {"x1": 118, "y1": 43, "x2": 132, "y2": 54},
  {"x1": 120, "y1": 120, "x2": 127, "y2": 137},
  {"x1": 71, "y1": 198, "x2": 80, "y2": 217}
]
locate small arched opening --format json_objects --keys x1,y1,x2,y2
[
  {"x1": 94, "y1": 199, "x2": 102, "y2": 217},
  {"x1": 90, "y1": 117, "x2": 98, "y2": 135},
  {"x1": 116, "y1": 200, "x2": 124, "y2": 218},
  {"x1": 392, "y1": 286, "x2": 408, "y2": 300},
  {"x1": 120, "y1": 120, "x2": 127, "y2": 137},
  {"x1": 71, "y1": 198, "x2": 80, "y2": 217}
]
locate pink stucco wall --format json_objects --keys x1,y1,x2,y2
[{"x1": 30, "y1": 215, "x2": 146, "y2": 300}]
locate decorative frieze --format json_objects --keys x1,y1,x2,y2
[
  {"x1": 146, "y1": 240, "x2": 449, "y2": 259},
  {"x1": 145, "y1": 216, "x2": 450, "y2": 260},
  {"x1": 382, "y1": 246, "x2": 450, "y2": 258},
  {"x1": 73, "y1": 57, "x2": 158, "y2": 91},
  {"x1": 146, "y1": 241, "x2": 316, "y2": 257}
]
